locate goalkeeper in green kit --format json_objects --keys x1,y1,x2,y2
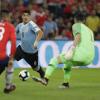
[{"x1": 33, "y1": 13, "x2": 95, "y2": 88}]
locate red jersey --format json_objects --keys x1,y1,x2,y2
[{"x1": 0, "y1": 21, "x2": 16, "y2": 60}]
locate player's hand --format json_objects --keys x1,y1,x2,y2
[
  {"x1": 33, "y1": 41, "x2": 38, "y2": 49},
  {"x1": 65, "y1": 49, "x2": 73, "y2": 60},
  {"x1": 65, "y1": 45, "x2": 75, "y2": 60}
]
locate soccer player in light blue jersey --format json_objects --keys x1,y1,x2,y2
[{"x1": 15, "y1": 10, "x2": 45, "y2": 78}]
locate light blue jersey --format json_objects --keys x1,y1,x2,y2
[{"x1": 16, "y1": 21, "x2": 41, "y2": 53}]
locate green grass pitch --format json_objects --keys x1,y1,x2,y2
[{"x1": 0, "y1": 68, "x2": 100, "y2": 100}]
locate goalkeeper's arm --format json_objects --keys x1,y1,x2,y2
[
  {"x1": 73, "y1": 33, "x2": 81, "y2": 47},
  {"x1": 65, "y1": 33, "x2": 81, "y2": 60}
]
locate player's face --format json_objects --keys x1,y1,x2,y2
[{"x1": 22, "y1": 13, "x2": 30, "y2": 24}]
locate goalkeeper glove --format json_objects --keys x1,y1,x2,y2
[{"x1": 65, "y1": 45, "x2": 75, "y2": 60}]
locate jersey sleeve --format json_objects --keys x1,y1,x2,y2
[
  {"x1": 72, "y1": 23, "x2": 81, "y2": 37},
  {"x1": 9, "y1": 24, "x2": 16, "y2": 57},
  {"x1": 29, "y1": 21, "x2": 41, "y2": 34}
]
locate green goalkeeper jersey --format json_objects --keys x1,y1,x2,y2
[{"x1": 72, "y1": 23, "x2": 95, "y2": 64}]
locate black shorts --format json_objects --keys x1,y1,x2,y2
[
  {"x1": 14, "y1": 45, "x2": 38, "y2": 69},
  {"x1": 0, "y1": 57, "x2": 9, "y2": 75}
]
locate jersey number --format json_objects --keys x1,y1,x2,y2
[{"x1": 0, "y1": 26, "x2": 5, "y2": 41}]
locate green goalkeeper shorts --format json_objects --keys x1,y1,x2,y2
[
  {"x1": 60, "y1": 46, "x2": 94, "y2": 66},
  {"x1": 72, "y1": 46, "x2": 94, "y2": 65}
]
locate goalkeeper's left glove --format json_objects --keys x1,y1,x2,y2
[{"x1": 65, "y1": 45, "x2": 75, "y2": 60}]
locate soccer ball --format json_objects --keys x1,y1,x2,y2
[{"x1": 19, "y1": 70, "x2": 30, "y2": 81}]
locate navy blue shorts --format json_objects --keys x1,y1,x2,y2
[
  {"x1": 0, "y1": 57, "x2": 9, "y2": 75},
  {"x1": 14, "y1": 45, "x2": 38, "y2": 69}
]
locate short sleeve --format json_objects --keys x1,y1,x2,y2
[{"x1": 29, "y1": 21, "x2": 41, "y2": 33}]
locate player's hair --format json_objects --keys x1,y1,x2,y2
[
  {"x1": 74, "y1": 12, "x2": 84, "y2": 21},
  {"x1": 22, "y1": 10, "x2": 30, "y2": 15}
]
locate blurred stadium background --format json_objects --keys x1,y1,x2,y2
[
  {"x1": 0, "y1": 0, "x2": 100, "y2": 40},
  {"x1": 0, "y1": 0, "x2": 100, "y2": 100}
]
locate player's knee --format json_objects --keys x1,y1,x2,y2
[
  {"x1": 6, "y1": 67, "x2": 14, "y2": 73},
  {"x1": 64, "y1": 66, "x2": 71, "y2": 72}
]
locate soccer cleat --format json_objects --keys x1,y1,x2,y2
[
  {"x1": 3, "y1": 84, "x2": 16, "y2": 94},
  {"x1": 32, "y1": 76, "x2": 48, "y2": 86},
  {"x1": 59, "y1": 83, "x2": 69, "y2": 89}
]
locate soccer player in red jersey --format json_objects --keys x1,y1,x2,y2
[{"x1": 0, "y1": 10, "x2": 16, "y2": 93}]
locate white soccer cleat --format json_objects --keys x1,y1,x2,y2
[
  {"x1": 32, "y1": 76, "x2": 42, "y2": 82},
  {"x1": 32, "y1": 76, "x2": 47, "y2": 86}
]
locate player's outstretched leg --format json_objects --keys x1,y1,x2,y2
[{"x1": 32, "y1": 57, "x2": 58, "y2": 86}]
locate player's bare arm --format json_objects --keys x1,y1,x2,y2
[{"x1": 33, "y1": 30, "x2": 43, "y2": 48}]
